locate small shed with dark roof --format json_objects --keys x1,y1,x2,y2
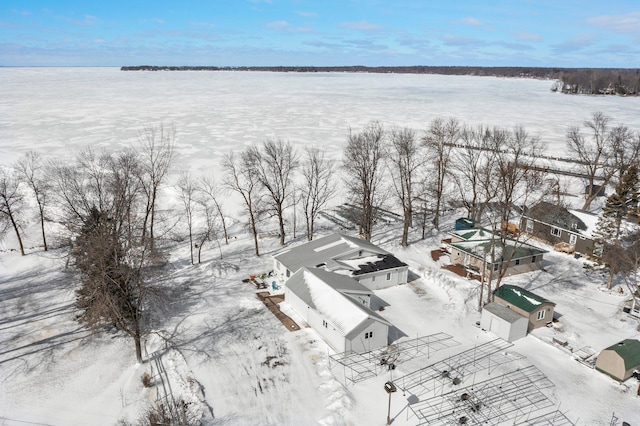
[
  {"x1": 493, "y1": 284, "x2": 556, "y2": 332},
  {"x1": 596, "y1": 339, "x2": 640, "y2": 382}
]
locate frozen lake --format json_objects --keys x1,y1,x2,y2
[{"x1": 1, "y1": 67, "x2": 640, "y2": 173}]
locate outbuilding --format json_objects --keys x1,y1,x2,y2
[
  {"x1": 595, "y1": 339, "x2": 640, "y2": 382},
  {"x1": 493, "y1": 284, "x2": 555, "y2": 332},
  {"x1": 480, "y1": 302, "x2": 528, "y2": 342}
]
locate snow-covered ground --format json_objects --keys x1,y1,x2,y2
[
  {"x1": 1, "y1": 220, "x2": 639, "y2": 425},
  {"x1": 1, "y1": 68, "x2": 640, "y2": 425}
]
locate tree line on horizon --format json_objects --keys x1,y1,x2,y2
[
  {"x1": 1, "y1": 113, "x2": 639, "y2": 362},
  {"x1": 122, "y1": 65, "x2": 640, "y2": 96}
]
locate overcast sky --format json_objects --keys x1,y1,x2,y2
[{"x1": 1, "y1": 0, "x2": 639, "y2": 67}]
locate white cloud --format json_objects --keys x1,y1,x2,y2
[
  {"x1": 296, "y1": 11, "x2": 317, "y2": 18},
  {"x1": 551, "y1": 34, "x2": 595, "y2": 53},
  {"x1": 339, "y1": 20, "x2": 382, "y2": 32},
  {"x1": 267, "y1": 20, "x2": 289, "y2": 30},
  {"x1": 516, "y1": 31, "x2": 542, "y2": 41},
  {"x1": 266, "y1": 21, "x2": 311, "y2": 33},
  {"x1": 189, "y1": 21, "x2": 215, "y2": 28},
  {"x1": 587, "y1": 12, "x2": 640, "y2": 34},
  {"x1": 460, "y1": 17, "x2": 481, "y2": 26}
]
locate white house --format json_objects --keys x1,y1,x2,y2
[
  {"x1": 480, "y1": 302, "x2": 528, "y2": 342},
  {"x1": 284, "y1": 267, "x2": 391, "y2": 353},
  {"x1": 273, "y1": 233, "x2": 408, "y2": 291}
]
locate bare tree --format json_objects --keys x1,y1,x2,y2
[
  {"x1": 0, "y1": 166, "x2": 26, "y2": 256},
  {"x1": 300, "y1": 148, "x2": 337, "y2": 241},
  {"x1": 452, "y1": 125, "x2": 498, "y2": 223},
  {"x1": 137, "y1": 124, "x2": 175, "y2": 249},
  {"x1": 59, "y1": 150, "x2": 154, "y2": 363},
  {"x1": 485, "y1": 126, "x2": 545, "y2": 299},
  {"x1": 343, "y1": 121, "x2": 386, "y2": 241},
  {"x1": 15, "y1": 151, "x2": 50, "y2": 251},
  {"x1": 566, "y1": 112, "x2": 618, "y2": 210},
  {"x1": 199, "y1": 175, "x2": 229, "y2": 245},
  {"x1": 388, "y1": 127, "x2": 422, "y2": 246},
  {"x1": 194, "y1": 186, "x2": 222, "y2": 263},
  {"x1": 177, "y1": 172, "x2": 197, "y2": 265},
  {"x1": 247, "y1": 139, "x2": 298, "y2": 245},
  {"x1": 610, "y1": 125, "x2": 640, "y2": 186},
  {"x1": 423, "y1": 117, "x2": 460, "y2": 230},
  {"x1": 223, "y1": 150, "x2": 263, "y2": 256}
]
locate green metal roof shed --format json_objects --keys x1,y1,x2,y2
[
  {"x1": 493, "y1": 284, "x2": 555, "y2": 313},
  {"x1": 596, "y1": 339, "x2": 640, "y2": 381}
]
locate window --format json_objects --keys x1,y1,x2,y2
[
  {"x1": 286, "y1": 269, "x2": 291, "y2": 278},
  {"x1": 594, "y1": 243, "x2": 604, "y2": 257},
  {"x1": 515, "y1": 259, "x2": 520, "y2": 266},
  {"x1": 569, "y1": 234, "x2": 577, "y2": 245},
  {"x1": 526, "y1": 219, "x2": 533, "y2": 233},
  {"x1": 365, "y1": 331, "x2": 374, "y2": 339},
  {"x1": 493, "y1": 263, "x2": 499, "y2": 272},
  {"x1": 531, "y1": 256, "x2": 536, "y2": 263},
  {"x1": 386, "y1": 272, "x2": 391, "y2": 281},
  {"x1": 536, "y1": 310, "x2": 545, "y2": 321},
  {"x1": 551, "y1": 227, "x2": 561, "y2": 237},
  {"x1": 372, "y1": 275, "x2": 376, "y2": 282}
]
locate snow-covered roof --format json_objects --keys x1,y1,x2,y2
[
  {"x1": 449, "y1": 239, "x2": 547, "y2": 261},
  {"x1": 274, "y1": 233, "x2": 405, "y2": 276},
  {"x1": 524, "y1": 201, "x2": 598, "y2": 239},
  {"x1": 483, "y1": 302, "x2": 528, "y2": 324},
  {"x1": 494, "y1": 284, "x2": 555, "y2": 313},
  {"x1": 286, "y1": 267, "x2": 391, "y2": 336},
  {"x1": 567, "y1": 209, "x2": 598, "y2": 238},
  {"x1": 448, "y1": 227, "x2": 495, "y2": 242}
]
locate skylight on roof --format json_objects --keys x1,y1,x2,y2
[{"x1": 313, "y1": 240, "x2": 344, "y2": 252}]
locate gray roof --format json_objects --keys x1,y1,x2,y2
[
  {"x1": 274, "y1": 233, "x2": 404, "y2": 276},
  {"x1": 286, "y1": 267, "x2": 391, "y2": 335},
  {"x1": 483, "y1": 302, "x2": 528, "y2": 324},
  {"x1": 523, "y1": 201, "x2": 588, "y2": 232},
  {"x1": 449, "y1": 239, "x2": 547, "y2": 261},
  {"x1": 303, "y1": 267, "x2": 372, "y2": 295}
]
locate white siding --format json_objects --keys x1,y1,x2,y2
[
  {"x1": 346, "y1": 320, "x2": 388, "y2": 353},
  {"x1": 480, "y1": 308, "x2": 528, "y2": 342},
  {"x1": 357, "y1": 266, "x2": 408, "y2": 290}
]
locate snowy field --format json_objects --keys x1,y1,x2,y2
[{"x1": 1, "y1": 68, "x2": 640, "y2": 425}]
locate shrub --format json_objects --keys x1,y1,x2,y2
[{"x1": 141, "y1": 372, "x2": 153, "y2": 388}]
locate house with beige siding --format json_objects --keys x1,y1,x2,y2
[
  {"x1": 446, "y1": 228, "x2": 547, "y2": 280},
  {"x1": 493, "y1": 284, "x2": 555, "y2": 332}
]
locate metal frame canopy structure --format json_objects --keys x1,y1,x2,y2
[
  {"x1": 329, "y1": 332, "x2": 461, "y2": 385},
  {"x1": 407, "y1": 365, "x2": 569, "y2": 425}
]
